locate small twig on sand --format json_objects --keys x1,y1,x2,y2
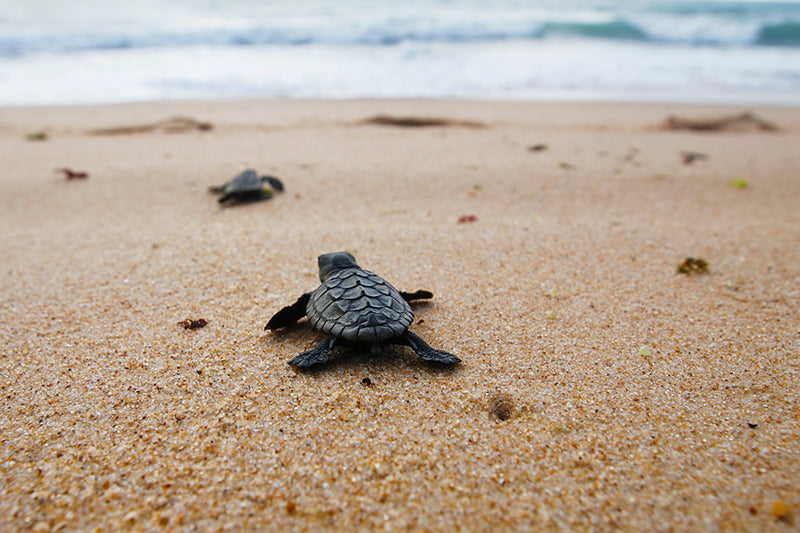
[
  {"x1": 662, "y1": 111, "x2": 778, "y2": 132},
  {"x1": 360, "y1": 114, "x2": 486, "y2": 128},
  {"x1": 55, "y1": 167, "x2": 89, "y2": 180},
  {"x1": 88, "y1": 116, "x2": 213, "y2": 136}
]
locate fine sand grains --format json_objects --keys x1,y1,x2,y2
[{"x1": 1, "y1": 100, "x2": 799, "y2": 531}]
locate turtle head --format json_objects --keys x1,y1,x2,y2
[{"x1": 318, "y1": 252, "x2": 359, "y2": 281}]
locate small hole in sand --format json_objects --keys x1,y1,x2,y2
[{"x1": 489, "y1": 393, "x2": 513, "y2": 421}]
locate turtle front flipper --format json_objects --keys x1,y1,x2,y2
[
  {"x1": 262, "y1": 175, "x2": 284, "y2": 192},
  {"x1": 289, "y1": 336, "x2": 336, "y2": 367},
  {"x1": 400, "y1": 331, "x2": 461, "y2": 364},
  {"x1": 265, "y1": 292, "x2": 311, "y2": 330},
  {"x1": 400, "y1": 290, "x2": 433, "y2": 302}
]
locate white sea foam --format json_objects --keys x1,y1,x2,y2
[{"x1": 1, "y1": 0, "x2": 799, "y2": 106}]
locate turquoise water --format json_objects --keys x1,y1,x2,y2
[{"x1": 1, "y1": 0, "x2": 799, "y2": 105}]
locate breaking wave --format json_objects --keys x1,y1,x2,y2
[{"x1": 2, "y1": 15, "x2": 800, "y2": 58}]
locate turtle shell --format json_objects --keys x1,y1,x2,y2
[
  {"x1": 224, "y1": 169, "x2": 262, "y2": 193},
  {"x1": 307, "y1": 267, "x2": 413, "y2": 342}
]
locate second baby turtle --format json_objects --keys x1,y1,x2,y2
[
  {"x1": 265, "y1": 252, "x2": 461, "y2": 368},
  {"x1": 208, "y1": 169, "x2": 284, "y2": 204}
]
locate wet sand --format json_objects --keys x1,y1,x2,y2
[{"x1": 1, "y1": 99, "x2": 799, "y2": 531}]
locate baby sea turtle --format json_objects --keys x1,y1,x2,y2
[
  {"x1": 208, "y1": 169, "x2": 284, "y2": 204},
  {"x1": 265, "y1": 252, "x2": 461, "y2": 368}
]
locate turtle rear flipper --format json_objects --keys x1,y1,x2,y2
[
  {"x1": 400, "y1": 289, "x2": 433, "y2": 302},
  {"x1": 288, "y1": 336, "x2": 336, "y2": 367},
  {"x1": 265, "y1": 293, "x2": 311, "y2": 330},
  {"x1": 401, "y1": 331, "x2": 460, "y2": 364}
]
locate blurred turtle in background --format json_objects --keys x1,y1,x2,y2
[{"x1": 208, "y1": 169, "x2": 284, "y2": 205}]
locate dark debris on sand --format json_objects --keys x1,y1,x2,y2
[
  {"x1": 360, "y1": 114, "x2": 486, "y2": 128},
  {"x1": 677, "y1": 257, "x2": 710, "y2": 275}
]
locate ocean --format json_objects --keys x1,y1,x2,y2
[{"x1": 1, "y1": 0, "x2": 800, "y2": 106}]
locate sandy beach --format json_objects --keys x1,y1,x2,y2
[{"x1": 1, "y1": 99, "x2": 799, "y2": 531}]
